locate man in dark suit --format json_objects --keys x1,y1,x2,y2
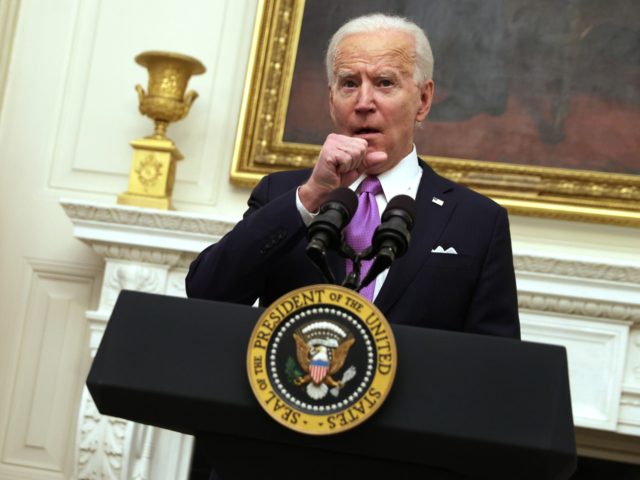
[{"x1": 186, "y1": 13, "x2": 520, "y2": 340}]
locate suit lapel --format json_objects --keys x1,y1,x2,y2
[{"x1": 375, "y1": 160, "x2": 457, "y2": 315}]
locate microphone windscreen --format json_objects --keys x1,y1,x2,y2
[
  {"x1": 325, "y1": 187, "x2": 358, "y2": 218},
  {"x1": 383, "y1": 194, "x2": 416, "y2": 223}
]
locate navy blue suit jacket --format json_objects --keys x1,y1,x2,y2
[{"x1": 186, "y1": 160, "x2": 520, "y2": 339}]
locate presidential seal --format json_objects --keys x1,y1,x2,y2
[{"x1": 247, "y1": 285, "x2": 397, "y2": 435}]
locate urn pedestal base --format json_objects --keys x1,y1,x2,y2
[{"x1": 117, "y1": 137, "x2": 183, "y2": 210}]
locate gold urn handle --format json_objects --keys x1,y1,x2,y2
[
  {"x1": 135, "y1": 84, "x2": 146, "y2": 105},
  {"x1": 182, "y1": 90, "x2": 199, "y2": 117}
]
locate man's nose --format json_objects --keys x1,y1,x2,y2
[{"x1": 354, "y1": 83, "x2": 375, "y2": 112}]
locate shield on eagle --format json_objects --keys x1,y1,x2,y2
[{"x1": 310, "y1": 358, "x2": 329, "y2": 384}]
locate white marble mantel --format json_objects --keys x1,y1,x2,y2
[
  {"x1": 61, "y1": 198, "x2": 640, "y2": 475},
  {"x1": 61, "y1": 198, "x2": 235, "y2": 480}
]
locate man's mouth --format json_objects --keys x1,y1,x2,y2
[{"x1": 353, "y1": 128, "x2": 381, "y2": 135}]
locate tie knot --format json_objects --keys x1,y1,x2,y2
[{"x1": 359, "y1": 176, "x2": 382, "y2": 195}]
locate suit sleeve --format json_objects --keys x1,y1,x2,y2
[
  {"x1": 185, "y1": 175, "x2": 307, "y2": 304},
  {"x1": 463, "y1": 207, "x2": 521, "y2": 339}
]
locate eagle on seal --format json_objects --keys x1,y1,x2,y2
[{"x1": 292, "y1": 320, "x2": 356, "y2": 400}]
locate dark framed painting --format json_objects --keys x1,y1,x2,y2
[{"x1": 231, "y1": 0, "x2": 640, "y2": 226}]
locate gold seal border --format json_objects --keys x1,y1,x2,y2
[{"x1": 246, "y1": 284, "x2": 397, "y2": 435}]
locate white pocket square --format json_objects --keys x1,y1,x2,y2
[{"x1": 431, "y1": 246, "x2": 458, "y2": 254}]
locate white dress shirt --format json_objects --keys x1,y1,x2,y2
[{"x1": 297, "y1": 146, "x2": 423, "y2": 300}]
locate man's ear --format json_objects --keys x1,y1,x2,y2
[
  {"x1": 328, "y1": 84, "x2": 336, "y2": 123},
  {"x1": 416, "y1": 80, "x2": 434, "y2": 122}
]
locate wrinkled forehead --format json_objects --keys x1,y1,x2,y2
[{"x1": 333, "y1": 30, "x2": 416, "y2": 76}]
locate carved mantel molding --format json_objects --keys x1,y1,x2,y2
[
  {"x1": 61, "y1": 198, "x2": 233, "y2": 238},
  {"x1": 514, "y1": 255, "x2": 640, "y2": 286},
  {"x1": 61, "y1": 198, "x2": 233, "y2": 270},
  {"x1": 518, "y1": 292, "x2": 640, "y2": 324}
]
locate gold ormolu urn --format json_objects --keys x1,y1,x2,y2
[{"x1": 118, "y1": 51, "x2": 206, "y2": 210}]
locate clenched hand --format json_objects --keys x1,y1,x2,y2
[{"x1": 298, "y1": 133, "x2": 387, "y2": 212}]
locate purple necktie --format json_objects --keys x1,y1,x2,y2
[{"x1": 344, "y1": 176, "x2": 382, "y2": 300}]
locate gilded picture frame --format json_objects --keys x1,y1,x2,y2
[{"x1": 231, "y1": 0, "x2": 640, "y2": 227}]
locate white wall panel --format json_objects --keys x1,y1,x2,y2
[
  {"x1": 522, "y1": 312, "x2": 629, "y2": 431},
  {"x1": 48, "y1": 0, "x2": 258, "y2": 209},
  {"x1": 620, "y1": 327, "x2": 640, "y2": 433},
  {"x1": 2, "y1": 260, "x2": 99, "y2": 474}
]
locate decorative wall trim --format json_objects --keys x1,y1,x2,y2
[
  {"x1": 104, "y1": 262, "x2": 165, "y2": 294},
  {"x1": 24, "y1": 256, "x2": 103, "y2": 282},
  {"x1": 61, "y1": 199, "x2": 235, "y2": 238},
  {"x1": 97, "y1": 262, "x2": 169, "y2": 316},
  {"x1": 166, "y1": 270, "x2": 189, "y2": 298},
  {"x1": 514, "y1": 255, "x2": 640, "y2": 285},
  {"x1": 627, "y1": 333, "x2": 640, "y2": 387},
  {"x1": 76, "y1": 389, "x2": 128, "y2": 480},
  {"x1": 177, "y1": 253, "x2": 197, "y2": 269},
  {"x1": 621, "y1": 391, "x2": 640, "y2": 409},
  {"x1": 519, "y1": 292, "x2": 640, "y2": 324},
  {"x1": 620, "y1": 388, "x2": 640, "y2": 435},
  {"x1": 576, "y1": 427, "x2": 640, "y2": 465},
  {"x1": 0, "y1": 0, "x2": 20, "y2": 114},
  {"x1": 92, "y1": 242, "x2": 182, "y2": 266}
]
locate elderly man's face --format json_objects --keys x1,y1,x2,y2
[{"x1": 329, "y1": 30, "x2": 433, "y2": 175}]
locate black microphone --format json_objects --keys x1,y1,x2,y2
[
  {"x1": 306, "y1": 188, "x2": 358, "y2": 283},
  {"x1": 359, "y1": 194, "x2": 416, "y2": 289}
]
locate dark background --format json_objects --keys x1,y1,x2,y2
[{"x1": 284, "y1": 0, "x2": 640, "y2": 174}]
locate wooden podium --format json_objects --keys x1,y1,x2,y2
[{"x1": 87, "y1": 291, "x2": 576, "y2": 479}]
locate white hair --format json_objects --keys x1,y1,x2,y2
[{"x1": 325, "y1": 13, "x2": 434, "y2": 86}]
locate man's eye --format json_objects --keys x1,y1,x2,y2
[
  {"x1": 379, "y1": 79, "x2": 393, "y2": 87},
  {"x1": 342, "y1": 80, "x2": 357, "y2": 88}
]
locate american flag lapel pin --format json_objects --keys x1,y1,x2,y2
[{"x1": 432, "y1": 196, "x2": 444, "y2": 206}]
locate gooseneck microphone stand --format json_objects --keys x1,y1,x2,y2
[
  {"x1": 340, "y1": 245, "x2": 370, "y2": 293},
  {"x1": 341, "y1": 194, "x2": 417, "y2": 294},
  {"x1": 306, "y1": 191, "x2": 416, "y2": 296},
  {"x1": 307, "y1": 226, "x2": 365, "y2": 291}
]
